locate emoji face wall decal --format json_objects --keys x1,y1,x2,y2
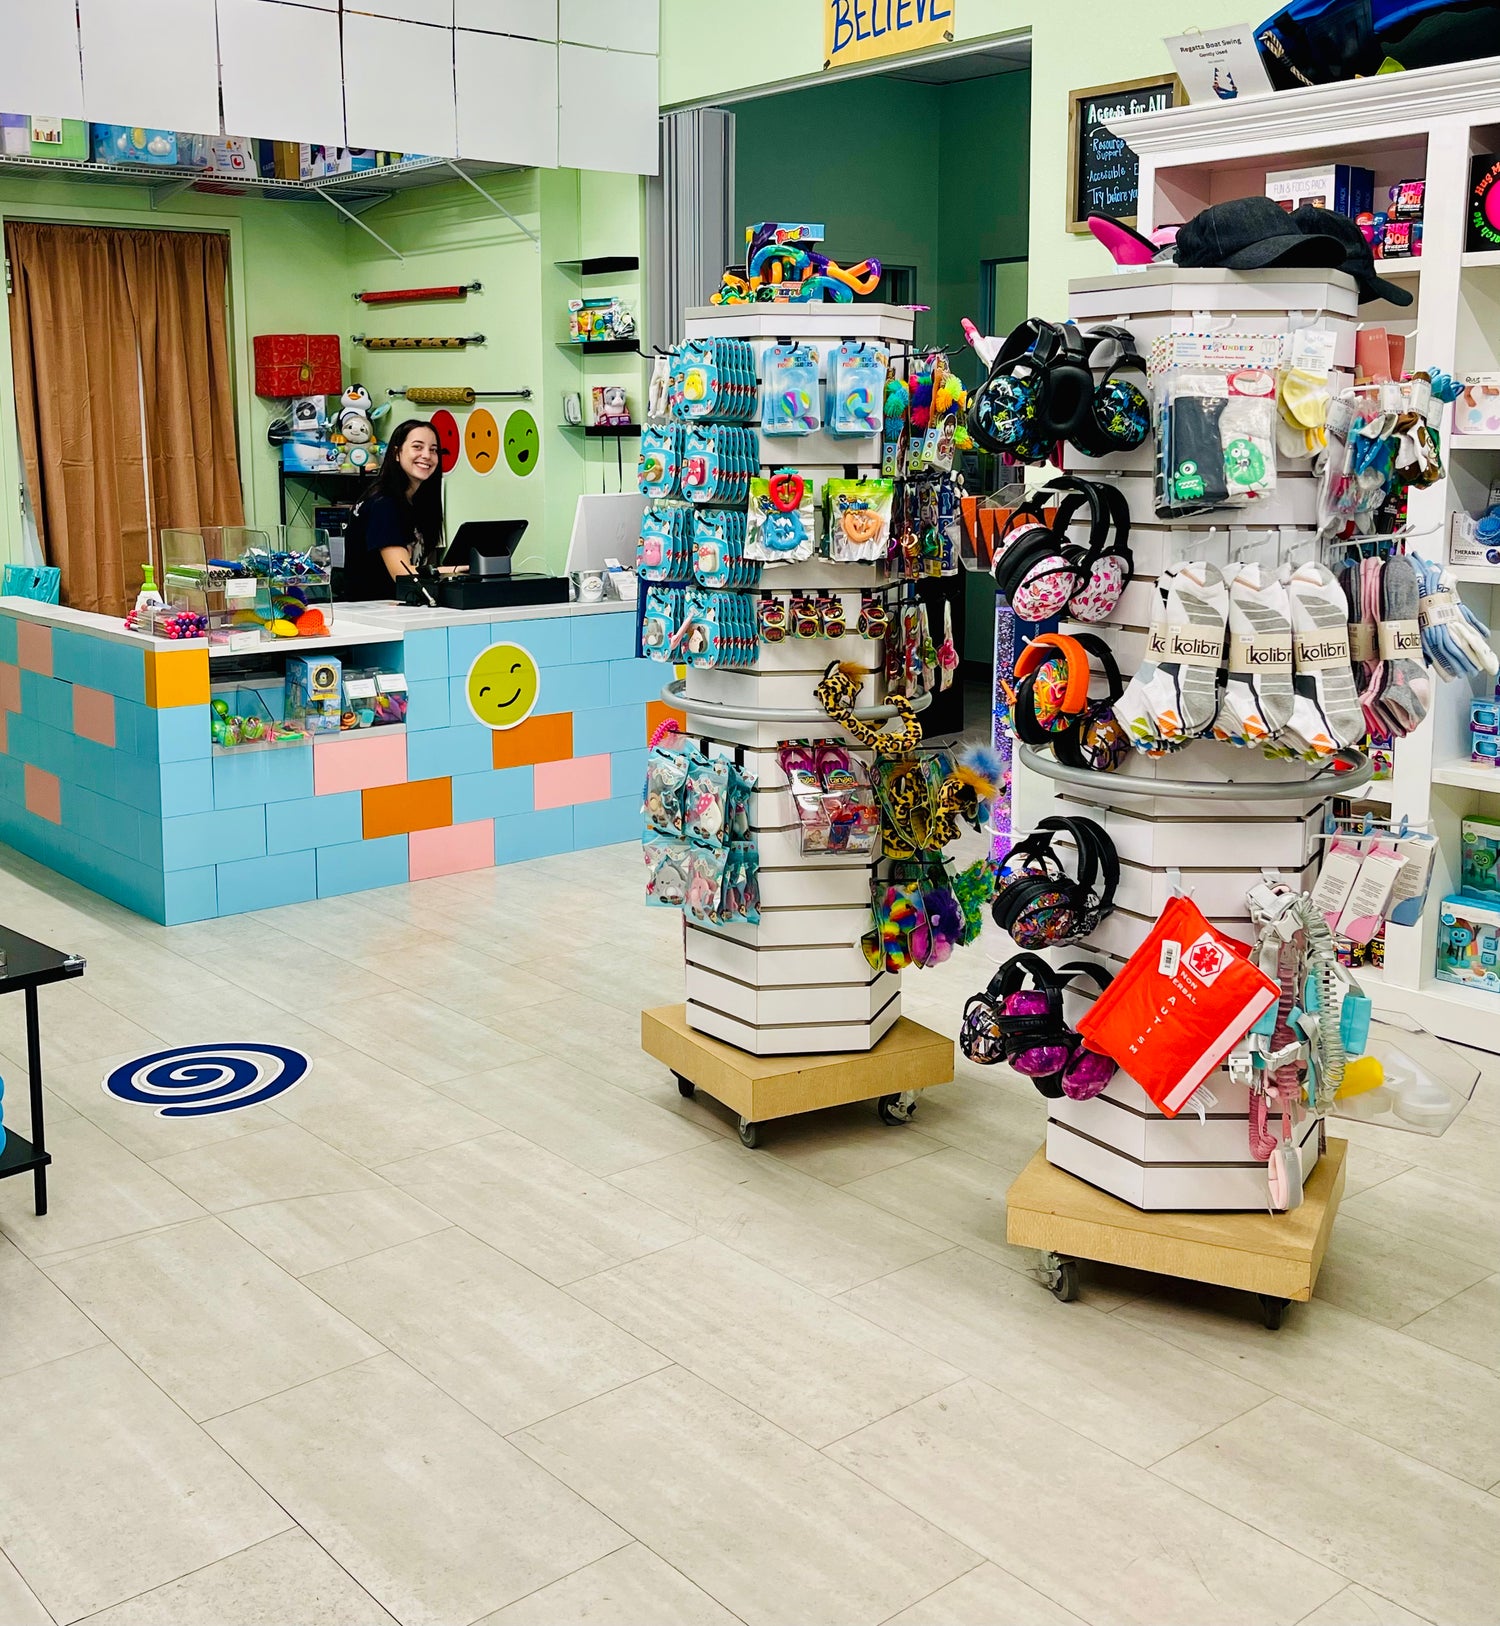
[
  {"x1": 429, "y1": 409, "x2": 461, "y2": 474},
  {"x1": 504, "y1": 409, "x2": 539, "y2": 477},
  {"x1": 466, "y1": 643, "x2": 540, "y2": 730},
  {"x1": 465, "y1": 407, "x2": 499, "y2": 475}
]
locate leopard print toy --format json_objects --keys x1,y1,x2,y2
[{"x1": 813, "y1": 661, "x2": 922, "y2": 757}]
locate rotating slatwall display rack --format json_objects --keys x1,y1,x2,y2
[
  {"x1": 1012, "y1": 266, "x2": 1369, "y2": 1210},
  {"x1": 672, "y1": 301, "x2": 920, "y2": 1056}
]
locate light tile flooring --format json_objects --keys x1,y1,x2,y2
[{"x1": 0, "y1": 841, "x2": 1498, "y2": 1626}]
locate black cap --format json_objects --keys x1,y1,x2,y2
[
  {"x1": 1288, "y1": 204, "x2": 1415, "y2": 307},
  {"x1": 1173, "y1": 195, "x2": 1347, "y2": 274}
]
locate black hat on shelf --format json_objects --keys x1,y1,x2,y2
[
  {"x1": 1287, "y1": 203, "x2": 1416, "y2": 307},
  {"x1": 1172, "y1": 195, "x2": 1347, "y2": 274}
]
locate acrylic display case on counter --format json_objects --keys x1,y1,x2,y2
[
  {"x1": 253, "y1": 528, "x2": 334, "y2": 643},
  {"x1": 160, "y1": 526, "x2": 274, "y2": 649},
  {"x1": 209, "y1": 680, "x2": 309, "y2": 753}
]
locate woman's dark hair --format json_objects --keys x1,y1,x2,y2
[{"x1": 373, "y1": 418, "x2": 444, "y2": 550}]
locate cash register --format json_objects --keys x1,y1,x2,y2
[{"x1": 400, "y1": 520, "x2": 568, "y2": 611}]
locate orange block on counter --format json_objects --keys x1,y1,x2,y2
[
  {"x1": 362, "y1": 776, "x2": 453, "y2": 840},
  {"x1": 491, "y1": 711, "x2": 572, "y2": 770},
  {"x1": 145, "y1": 647, "x2": 209, "y2": 708}
]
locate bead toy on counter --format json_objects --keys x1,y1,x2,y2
[{"x1": 158, "y1": 610, "x2": 208, "y2": 640}]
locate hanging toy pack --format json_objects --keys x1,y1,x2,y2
[
  {"x1": 692, "y1": 509, "x2": 759, "y2": 589},
  {"x1": 827, "y1": 341, "x2": 888, "y2": 437},
  {"x1": 642, "y1": 726, "x2": 759, "y2": 925},
  {"x1": 681, "y1": 425, "x2": 757, "y2": 505},
  {"x1": 823, "y1": 477, "x2": 894, "y2": 563},
  {"x1": 747, "y1": 469, "x2": 817, "y2": 564},
  {"x1": 670, "y1": 339, "x2": 757, "y2": 422},
  {"x1": 637, "y1": 424, "x2": 683, "y2": 497},
  {"x1": 637, "y1": 503, "x2": 693, "y2": 581},
  {"x1": 760, "y1": 342, "x2": 822, "y2": 435}
]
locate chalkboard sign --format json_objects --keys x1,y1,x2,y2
[{"x1": 1067, "y1": 75, "x2": 1181, "y2": 234}]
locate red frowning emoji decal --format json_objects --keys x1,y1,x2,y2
[{"x1": 429, "y1": 409, "x2": 460, "y2": 474}]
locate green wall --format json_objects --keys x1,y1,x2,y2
[
  {"x1": 0, "y1": 163, "x2": 642, "y2": 581},
  {"x1": 663, "y1": 0, "x2": 1254, "y2": 324}
]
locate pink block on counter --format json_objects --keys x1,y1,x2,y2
[
  {"x1": 313, "y1": 730, "x2": 408, "y2": 795},
  {"x1": 533, "y1": 752, "x2": 610, "y2": 810},
  {"x1": 72, "y1": 685, "x2": 116, "y2": 747},
  {"x1": 24, "y1": 764, "x2": 60, "y2": 824},
  {"x1": 409, "y1": 819, "x2": 495, "y2": 881},
  {"x1": 0, "y1": 710, "x2": 8, "y2": 754},
  {"x1": 0, "y1": 663, "x2": 17, "y2": 712},
  {"x1": 17, "y1": 621, "x2": 51, "y2": 676}
]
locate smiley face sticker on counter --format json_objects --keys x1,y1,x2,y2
[
  {"x1": 466, "y1": 642, "x2": 540, "y2": 730},
  {"x1": 465, "y1": 407, "x2": 500, "y2": 475},
  {"x1": 504, "y1": 409, "x2": 539, "y2": 477}
]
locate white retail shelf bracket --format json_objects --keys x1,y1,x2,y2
[
  {"x1": 663, "y1": 678, "x2": 933, "y2": 725},
  {"x1": 1020, "y1": 744, "x2": 1373, "y2": 801},
  {"x1": 443, "y1": 161, "x2": 541, "y2": 250}
]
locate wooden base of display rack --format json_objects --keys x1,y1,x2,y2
[
  {"x1": 1005, "y1": 1137, "x2": 1347, "y2": 1330},
  {"x1": 641, "y1": 1003, "x2": 953, "y2": 1148}
]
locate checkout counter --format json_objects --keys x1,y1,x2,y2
[{"x1": 0, "y1": 593, "x2": 660, "y2": 924}]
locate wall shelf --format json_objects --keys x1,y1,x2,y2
[
  {"x1": 1432, "y1": 759, "x2": 1500, "y2": 793},
  {"x1": 561, "y1": 422, "x2": 642, "y2": 438},
  {"x1": 1447, "y1": 564, "x2": 1500, "y2": 584},
  {"x1": 1451, "y1": 434, "x2": 1500, "y2": 453},
  {"x1": 555, "y1": 339, "x2": 641, "y2": 355},
  {"x1": 1462, "y1": 249, "x2": 1500, "y2": 269},
  {"x1": 556, "y1": 256, "x2": 640, "y2": 276}
]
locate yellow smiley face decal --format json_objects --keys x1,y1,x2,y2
[
  {"x1": 466, "y1": 642, "x2": 540, "y2": 730},
  {"x1": 465, "y1": 407, "x2": 499, "y2": 475}
]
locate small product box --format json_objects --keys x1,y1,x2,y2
[
  {"x1": 1436, "y1": 894, "x2": 1500, "y2": 993},
  {"x1": 374, "y1": 671, "x2": 408, "y2": 724},
  {"x1": 1266, "y1": 163, "x2": 1374, "y2": 218},
  {"x1": 1461, "y1": 813, "x2": 1500, "y2": 901},
  {"x1": 1456, "y1": 374, "x2": 1500, "y2": 437},
  {"x1": 284, "y1": 654, "x2": 343, "y2": 736}
]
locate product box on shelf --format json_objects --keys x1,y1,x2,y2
[
  {"x1": 0, "y1": 115, "x2": 90, "y2": 160},
  {"x1": 208, "y1": 138, "x2": 258, "y2": 178},
  {"x1": 284, "y1": 654, "x2": 343, "y2": 736},
  {"x1": 1437, "y1": 894, "x2": 1500, "y2": 992},
  {"x1": 1466, "y1": 151, "x2": 1500, "y2": 254},
  {"x1": 92, "y1": 126, "x2": 209, "y2": 168},
  {"x1": 1265, "y1": 164, "x2": 1373, "y2": 218},
  {"x1": 1455, "y1": 375, "x2": 1500, "y2": 437},
  {"x1": 1461, "y1": 814, "x2": 1500, "y2": 901}
]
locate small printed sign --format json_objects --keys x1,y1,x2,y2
[{"x1": 824, "y1": 0, "x2": 955, "y2": 72}]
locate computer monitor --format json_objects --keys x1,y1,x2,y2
[{"x1": 442, "y1": 519, "x2": 528, "y2": 576}]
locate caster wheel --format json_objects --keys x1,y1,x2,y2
[
  {"x1": 1259, "y1": 1294, "x2": 1288, "y2": 1331},
  {"x1": 675, "y1": 1074, "x2": 695, "y2": 1099},
  {"x1": 877, "y1": 1093, "x2": 916, "y2": 1125},
  {"x1": 737, "y1": 1118, "x2": 760, "y2": 1149},
  {"x1": 1050, "y1": 1259, "x2": 1080, "y2": 1302}
]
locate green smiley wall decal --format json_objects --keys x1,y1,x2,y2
[{"x1": 504, "y1": 409, "x2": 539, "y2": 477}]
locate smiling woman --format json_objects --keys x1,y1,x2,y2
[{"x1": 341, "y1": 419, "x2": 447, "y2": 601}]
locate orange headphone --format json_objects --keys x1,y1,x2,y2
[{"x1": 1010, "y1": 632, "x2": 1125, "y2": 750}]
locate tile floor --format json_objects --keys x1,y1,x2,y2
[{"x1": 0, "y1": 838, "x2": 1497, "y2": 1626}]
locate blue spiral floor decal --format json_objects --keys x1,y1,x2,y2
[{"x1": 102, "y1": 1044, "x2": 310, "y2": 1118}]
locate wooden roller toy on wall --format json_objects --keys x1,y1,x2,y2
[
  {"x1": 353, "y1": 282, "x2": 481, "y2": 305},
  {"x1": 387, "y1": 386, "x2": 532, "y2": 405},
  {"x1": 352, "y1": 334, "x2": 486, "y2": 350}
]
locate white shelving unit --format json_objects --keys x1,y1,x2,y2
[{"x1": 1110, "y1": 56, "x2": 1500, "y2": 1054}]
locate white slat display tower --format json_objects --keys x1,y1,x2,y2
[
  {"x1": 1110, "y1": 57, "x2": 1500, "y2": 1055},
  {"x1": 676, "y1": 302, "x2": 916, "y2": 1056},
  {"x1": 1011, "y1": 265, "x2": 1367, "y2": 1209}
]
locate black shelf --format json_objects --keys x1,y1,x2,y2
[
  {"x1": 561, "y1": 422, "x2": 642, "y2": 438},
  {"x1": 555, "y1": 339, "x2": 641, "y2": 356},
  {"x1": 556, "y1": 255, "x2": 640, "y2": 276},
  {"x1": 0, "y1": 1129, "x2": 48, "y2": 1182}
]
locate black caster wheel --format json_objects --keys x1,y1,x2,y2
[
  {"x1": 737, "y1": 1118, "x2": 760, "y2": 1149},
  {"x1": 675, "y1": 1073, "x2": 695, "y2": 1099},
  {"x1": 877, "y1": 1093, "x2": 916, "y2": 1125},
  {"x1": 1259, "y1": 1294, "x2": 1288, "y2": 1331},
  {"x1": 1050, "y1": 1259, "x2": 1080, "y2": 1302}
]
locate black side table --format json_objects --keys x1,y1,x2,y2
[{"x1": 0, "y1": 928, "x2": 86, "y2": 1217}]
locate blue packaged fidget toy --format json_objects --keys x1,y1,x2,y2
[
  {"x1": 692, "y1": 509, "x2": 759, "y2": 589},
  {"x1": 761, "y1": 342, "x2": 822, "y2": 436},
  {"x1": 827, "y1": 341, "x2": 887, "y2": 436},
  {"x1": 671, "y1": 339, "x2": 755, "y2": 422},
  {"x1": 637, "y1": 424, "x2": 681, "y2": 498},
  {"x1": 636, "y1": 502, "x2": 691, "y2": 581},
  {"x1": 681, "y1": 425, "x2": 755, "y2": 505},
  {"x1": 640, "y1": 585, "x2": 683, "y2": 661}
]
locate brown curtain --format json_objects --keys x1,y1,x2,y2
[{"x1": 6, "y1": 222, "x2": 244, "y2": 616}]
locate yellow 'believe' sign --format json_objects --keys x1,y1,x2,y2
[{"x1": 824, "y1": 0, "x2": 956, "y2": 70}]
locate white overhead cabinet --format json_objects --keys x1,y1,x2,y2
[
  {"x1": 0, "y1": 0, "x2": 85, "y2": 120},
  {"x1": 558, "y1": 43, "x2": 659, "y2": 176},
  {"x1": 217, "y1": 0, "x2": 346, "y2": 147},
  {"x1": 342, "y1": 12, "x2": 458, "y2": 159},
  {"x1": 78, "y1": 0, "x2": 222, "y2": 134},
  {"x1": 455, "y1": 0, "x2": 558, "y2": 38},
  {"x1": 559, "y1": 0, "x2": 659, "y2": 54},
  {"x1": 456, "y1": 32, "x2": 559, "y2": 168}
]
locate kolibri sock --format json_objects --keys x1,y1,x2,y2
[
  {"x1": 1286, "y1": 562, "x2": 1364, "y2": 757},
  {"x1": 1215, "y1": 563, "x2": 1294, "y2": 745},
  {"x1": 1158, "y1": 561, "x2": 1229, "y2": 738}
]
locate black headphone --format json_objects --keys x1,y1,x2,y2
[
  {"x1": 960, "y1": 953, "x2": 1115, "y2": 1096},
  {"x1": 1011, "y1": 632, "x2": 1123, "y2": 749},
  {"x1": 992, "y1": 476, "x2": 1133, "y2": 625},
  {"x1": 968, "y1": 320, "x2": 1096, "y2": 463},
  {"x1": 989, "y1": 815, "x2": 1119, "y2": 948},
  {"x1": 1074, "y1": 326, "x2": 1152, "y2": 458}
]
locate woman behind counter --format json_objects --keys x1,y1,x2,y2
[{"x1": 341, "y1": 418, "x2": 445, "y2": 601}]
